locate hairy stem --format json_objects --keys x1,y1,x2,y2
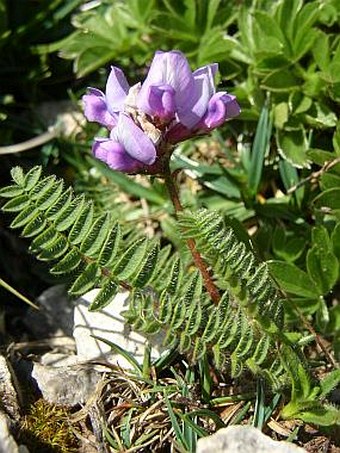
[{"x1": 163, "y1": 169, "x2": 220, "y2": 304}]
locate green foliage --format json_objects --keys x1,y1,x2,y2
[
  {"x1": 1, "y1": 167, "x2": 162, "y2": 311},
  {"x1": 0, "y1": 0, "x2": 82, "y2": 148},
  {"x1": 280, "y1": 363, "x2": 340, "y2": 426},
  {"x1": 36, "y1": 0, "x2": 159, "y2": 77},
  {"x1": 0, "y1": 167, "x2": 338, "y2": 428},
  {"x1": 0, "y1": 167, "x2": 290, "y2": 382},
  {"x1": 4, "y1": 166, "x2": 340, "y2": 429},
  {"x1": 307, "y1": 140, "x2": 340, "y2": 222},
  {"x1": 269, "y1": 144, "x2": 340, "y2": 319},
  {"x1": 171, "y1": 102, "x2": 273, "y2": 221},
  {"x1": 248, "y1": 100, "x2": 272, "y2": 195},
  {"x1": 41, "y1": 0, "x2": 340, "y2": 174},
  {"x1": 234, "y1": 0, "x2": 339, "y2": 165},
  {"x1": 39, "y1": 0, "x2": 237, "y2": 77},
  {"x1": 178, "y1": 210, "x2": 284, "y2": 334}
]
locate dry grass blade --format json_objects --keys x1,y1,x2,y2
[{"x1": 70, "y1": 366, "x2": 217, "y2": 452}]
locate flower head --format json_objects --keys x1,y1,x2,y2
[{"x1": 83, "y1": 50, "x2": 240, "y2": 174}]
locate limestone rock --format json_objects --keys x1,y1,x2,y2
[
  {"x1": 73, "y1": 290, "x2": 166, "y2": 368},
  {"x1": 39, "y1": 352, "x2": 79, "y2": 367},
  {"x1": 0, "y1": 412, "x2": 30, "y2": 453},
  {"x1": 31, "y1": 353, "x2": 100, "y2": 406},
  {"x1": 36, "y1": 100, "x2": 85, "y2": 137},
  {"x1": 0, "y1": 355, "x2": 20, "y2": 421},
  {"x1": 197, "y1": 426, "x2": 307, "y2": 453},
  {"x1": 24, "y1": 285, "x2": 73, "y2": 338}
]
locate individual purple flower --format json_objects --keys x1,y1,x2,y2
[
  {"x1": 83, "y1": 67, "x2": 129, "y2": 129},
  {"x1": 92, "y1": 113, "x2": 157, "y2": 173},
  {"x1": 82, "y1": 88, "x2": 117, "y2": 129},
  {"x1": 93, "y1": 139, "x2": 142, "y2": 173},
  {"x1": 199, "y1": 93, "x2": 241, "y2": 130},
  {"x1": 145, "y1": 84, "x2": 176, "y2": 122},
  {"x1": 177, "y1": 63, "x2": 218, "y2": 128},
  {"x1": 165, "y1": 93, "x2": 240, "y2": 144},
  {"x1": 83, "y1": 50, "x2": 240, "y2": 174}
]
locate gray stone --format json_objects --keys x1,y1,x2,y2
[
  {"x1": 24, "y1": 285, "x2": 73, "y2": 338},
  {"x1": 26, "y1": 286, "x2": 167, "y2": 406},
  {"x1": 31, "y1": 354, "x2": 100, "y2": 406},
  {"x1": 0, "y1": 412, "x2": 29, "y2": 453},
  {"x1": 39, "y1": 352, "x2": 79, "y2": 367},
  {"x1": 196, "y1": 426, "x2": 307, "y2": 453},
  {"x1": 73, "y1": 289, "x2": 166, "y2": 369},
  {"x1": 36, "y1": 100, "x2": 85, "y2": 137},
  {"x1": 0, "y1": 356, "x2": 20, "y2": 421}
]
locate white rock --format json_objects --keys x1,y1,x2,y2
[
  {"x1": 25, "y1": 285, "x2": 73, "y2": 338},
  {"x1": 197, "y1": 426, "x2": 307, "y2": 453},
  {"x1": 0, "y1": 356, "x2": 20, "y2": 421},
  {"x1": 0, "y1": 412, "x2": 29, "y2": 453},
  {"x1": 73, "y1": 290, "x2": 166, "y2": 369},
  {"x1": 39, "y1": 352, "x2": 79, "y2": 367},
  {"x1": 36, "y1": 100, "x2": 85, "y2": 137},
  {"x1": 31, "y1": 358, "x2": 100, "y2": 407}
]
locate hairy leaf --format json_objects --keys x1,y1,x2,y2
[
  {"x1": 89, "y1": 279, "x2": 119, "y2": 311},
  {"x1": 69, "y1": 262, "x2": 99, "y2": 296}
]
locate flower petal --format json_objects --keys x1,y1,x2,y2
[
  {"x1": 193, "y1": 63, "x2": 218, "y2": 80},
  {"x1": 142, "y1": 84, "x2": 176, "y2": 121},
  {"x1": 137, "y1": 50, "x2": 195, "y2": 116},
  {"x1": 93, "y1": 138, "x2": 144, "y2": 173},
  {"x1": 178, "y1": 64, "x2": 217, "y2": 129},
  {"x1": 105, "y1": 66, "x2": 129, "y2": 114},
  {"x1": 225, "y1": 94, "x2": 241, "y2": 119},
  {"x1": 201, "y1": 93, "x2": 241, "y2": 129},
  {"x1": 112, "y1": 114, "x2": 157, "y2": 165},
  {"x1": 83, "y1": 88, "x2": 116, "y2": 128}
]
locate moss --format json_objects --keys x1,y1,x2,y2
[{"x1": 19, "y1": 399, "x2": 78, "y2": 453}]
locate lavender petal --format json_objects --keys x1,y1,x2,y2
[
  {"x1": 137, "y1": 50, "x2": 195, "y2": 117},
  {"x1": 112, "y1": 113, "x2": 157, "y2": 165},
  {"x1": 225, "y1": 94, "x2": 241, "y2": 119},
  {"x1": 177, "y1": 64, "x2": 217, "y2": 129},
  {"x1": 82, "y1": 88, "x2": 116, "y2": 128},
  {"x1": 105, "y1": 66, "x2": 130, "y2": 114},
  {"x1": 93, "y1": 138, "x2": 144, "y2": 172},
  {"x1": 201, "y1": 93, "x2": 241, "y2": 129},
  {"x1": 143, "y1": 84, "x2": 176, "y2": 121}
]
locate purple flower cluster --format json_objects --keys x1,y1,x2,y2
[{"x1": 83, "y1": 50, "x2": 240, "y2": 174}]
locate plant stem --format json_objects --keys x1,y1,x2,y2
[
  {"x1": 0, "y1": 128, "x2": 57, "y2": 155},
  {"x1": 287, "y1": 156, "x2": 340, "y2": 194},
  {"x1": 163, "y1": 169, "x2": 220, "y2": 305}
]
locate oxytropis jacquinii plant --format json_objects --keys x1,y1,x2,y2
[
  {"x1": 1, "y1": 51, "x2": 339, "y2": 426},
  {"x1": 83, "y1": 49, "x2": 240, "y2": 304}
]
